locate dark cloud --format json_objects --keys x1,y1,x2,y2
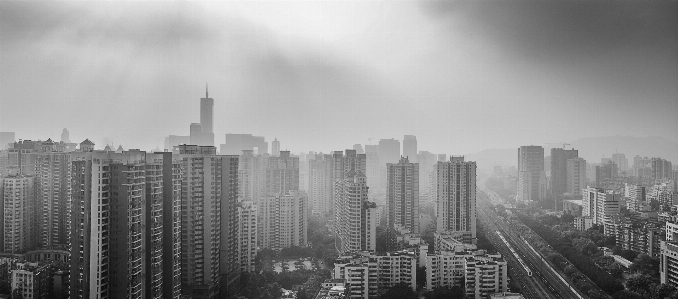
[{"x1": 421, "y1": 0, "x2": 678, "y2": 63}]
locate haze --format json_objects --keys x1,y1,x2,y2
[{"x1": 1, "y1": 1, "x2": 676, "y2": 154}]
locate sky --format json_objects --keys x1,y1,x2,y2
[{"x1": 1, "y1": 1, "x2": 676, "y2": 155}]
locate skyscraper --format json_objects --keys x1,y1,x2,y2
[
  {"x1": 272, "y1": 138, "x2": 280, "y2": 157},
  {"x1": 237, "y1": 200, "x2": 257, "y2": 273},
  {"x1": 551, "y1": 148, "x2": 578, "y2": 196},
  {"x1": 332, "y1": 150, "x2": 367, "y2": 217},
  {"x1": 174, "y1": 145, "x2": 238, "y2": 299},
  {"x1": 516, "y1": 146, "x2": 545, "y2": 202},
  {"x1": 595, "y1": 161, "x2": 617, "y2": 188},
  {"x1": 200, "y1": 86, "x2": 215, "y2": 147},
  {"x1": 190, "y1": 123, "x2": 203, "y2": 145},
  {"x1": 266, "y1": 151, "x2": 299, "y2": 196},
  {"x1": 387, "y1": 157, "x2": 419, "y2": 233},
  {"x1": 221, "y1": 134, "x2": 268, "y2": 155},
  {"x1": 652, "y1": 158, "x2": 673, "y2": 181},
  {"x1": 365, "y1": 145, "x2": 379, "y2": 192},
  {"x1": 35, "y1": 149, "x2": 71, "y2": 249},
  {"x1": 403, "y1": 135, "x2": 417, "y2": 162},
  {"x1": 156, "y1": 151, "x2": 182, "y2": 299},
  {"x1": 566, "y1": 157, "x2": 587, "y2": 199},
  {"x1": 260, "y1": 191, "x2": 307, "y2": 251},
  {"x1": 435, "y1": 156, "x2": 477, "y2": 244},
  {"x1": 60, "y1": 128, "x2": 71, "y2": 143}
]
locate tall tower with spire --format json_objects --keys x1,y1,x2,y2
[
  {"x1": 200, "y1": 83, "x2": 214, "y2": 146},
  {"x1": 272, "y1": 138, "x2": 280, "y2": 157}
]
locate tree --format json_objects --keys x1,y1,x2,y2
[
  {"x1": 424, "y1": 286, "x2": 465, "y2": 299},
  {"x1": 296, "y1": 288, "x2": 310, "y2": 299},
  {"x1": 379, "y1": 283, "x2": 418, "y2": 299},
  {"x1": 650, "y1": 283, "x2": 676, "y2": 299},
  {"x1": 612, "y1": 246, "x2": 623, "y2": 256},
  {"x1": 620, "y1": 249, "x2": 638, "y2": 261},
  {"x1": 626, "y1": 274, "x2": 655, "y2": 296},
  {"x1": 561, "y1": 213, "x2": 575, "y2": 224},
  {"x1": 630, "y1": 254, "x2": 659, "y2": 276},
  {"x1": 416, "y1": 267, "x2": 427, "y2": 289}
]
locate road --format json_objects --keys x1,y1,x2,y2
[{"x1": 477, "y1": 189, "x2": 586, "y2": 299}]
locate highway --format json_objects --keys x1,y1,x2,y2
[{"x1": 477, "y1": 189, "x2": 587, "y2": 299}]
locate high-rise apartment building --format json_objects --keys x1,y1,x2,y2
[
  {"x1": 387, "y1": 157, "x2": 419, "y2": 233},
  {"x1": 437, "y1": 154, "x2": 447, "y2": 162},
  {"x1": 365, "y1": 146, "x2": 379, "y2": 192},
  {"x1": 34, "y1": 150, "x2": 71, "y2": 250},
  {"x1": 417, "y1": 151, "x2": 436, "y2": 198},
  {"x1": 308, "y1": 154, "x2": 333, "y2": 216},
  {"x1": 612, "y1": 153, "x2": 628, "y2": 172},
  {"x1": 174, "y1": 145, "x2": 239, "y2": 299},
  {"x1": 435, "y1": 156, "x2": 477, "y2": 244},
  {"x1": 378, "y1": 139, "x2": 401, "y2": 192},
  {"x1": 266, "y1": 151, "x2": 299, "y2": 196},
  {"x1": 272, "y1": 138, "x2": 280, "y2": 157},
  {"x1": 516, "y1": 146, "x2": 545, "y2": 202},
  {"x1": 332, "y1": 149, "x2": 367, "y2": 215},
  {"x1": 625, "y1": 184, "x2": 646, "y2": 212},
  {"x1": 582, "y1": 187, "x2": 620, "y2": 226},
  {"x1": 237, "y1": 200, "x2": 257, "y2": 273},
  {"x1": 190, "y1": 123, "x2": 204, "y2": 145},
  {"x1": 336, "y1": 171, "x2": 377, "y2": 253},
  {"x1": 156, "y1": 151, "x2": 182, "y2": 299},
  {"x1": 402, "y1": 135, "x2": 417, "y2": 162},
  {"x1": 1, "y1": 174, "x2": 36, "y2": 253},
  {"x1": 260, "y1": 191, "x2": 307, "y2": 251},
  {"x1": 70, "y1": 150, "x2": 151, "y2": 299},
  {"x1": 550, "y1": 148, "x2": 578, "y2": 196},
  {"x1": 566, "y1": 157, "x2": 587, "y2": 198},
  {"x1": 660, "y1": 241, "x2": 678, "y2": 288},
  {"x1": 653, "y1": 158, "x2": 673, "y2": 181},
  {"x1": 595, "y1": 161, "x2": 618, "y2": 188}
]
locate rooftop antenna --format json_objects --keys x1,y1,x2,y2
[{"x1": 206, "y1": 82, "x2": 209, "y2": 98}]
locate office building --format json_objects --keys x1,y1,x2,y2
[
  {"x1": 200, "y1": 87, "x2": 214, "y2": 146},
  {"x1": 516, "y1": 146, "x2": 545, "y2": 202},
  {"x1": 566, "y1": 157, "x2": 587, "y2": 199},
  {"x1": 435, "y1": 156, "x2": 477, "y2": 244},
  {"x1": 582, "y1": 187, "x2": 620, "y2": 226},
  {"x1": 308, "y1": 154, "x2": 333, "y2": 216},
  {"x1": 402, "y1": 135, "x2": 417, "y2": 162},
  {"x1": 260, "y1": 190, "x2": 307, "y2": 251},
  {"x1": 550, "y1": 148, "x2": 578, "y2": 196},
  {"x1": 272, "y1": 138, "x2": 280, "y2": 157},
  {"x1": 1, "y1": 174, "x2": 36, "y2": 253},
  {"x1": 387, "y1": 157, "x2": 419, "y2": 233},
  {"x1": 221, "y1": 134, "x2": 268, "y2": 155},
  {"x1": 0, "y1": 132, "x2": 15, "y2": 150},
  {"x1": 336, "y1": 170, "x2": 378, "y2": 253}
]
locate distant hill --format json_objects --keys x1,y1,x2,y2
[{"x1": 464, "y1": 135, "x2": 678, "y2": 173}]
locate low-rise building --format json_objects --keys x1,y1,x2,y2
[
  {"x1": 333, "y1": 250, "x2": 417, "y2": 298},
  {"x1": 574, "y1": 216, "x2": 593, "y2": 231},
  {"x1": 11, "y1": 262, "x2": 52, "y2": 299},
  {"x1": 426, "y1": 249, "x2": 508, "y2": 298}
]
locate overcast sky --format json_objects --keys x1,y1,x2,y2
[{"x1": 1, "y1": 1, "x2": 676, "y2": 154}]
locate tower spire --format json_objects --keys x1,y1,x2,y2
[{"x1": 206, "y1": 82, "x2": 209, "y2": 98}]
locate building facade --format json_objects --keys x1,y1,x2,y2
[
  {"x1": 435, "y1": 157, "x2": 477, "y2": 244},
  {"x1": 516, "y1": 146, "x2": 545, "y2": 202},
  {"x1": 386, "y1": 157, "x2": 419, "y2": 233}
]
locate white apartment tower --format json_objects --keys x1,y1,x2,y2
[
  {"x1": 435, "y1": 156, "x2": 477, "y2": 244},
  {"x1": 308, "y1": 154, "x2": 333, "y2": 216},
  {"x1": 336, "y1": 171, "x2": 377, "y2": 253},
  {"x1": 516, "y1": 146, "x2": 545, "y2": 202},
  {"x1": 260, "y1": 191, "x2": 307, "y2": 251},
  {"x1": 582, "y1": 187, "x2": 620, "y2": 226},
  {"x1": 237, "y1": 200, "x2": 258, "y2": 273}
]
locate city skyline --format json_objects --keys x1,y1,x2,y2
[{"x1": 1, "y1": 1, "x2": 676, "y2": 155}]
